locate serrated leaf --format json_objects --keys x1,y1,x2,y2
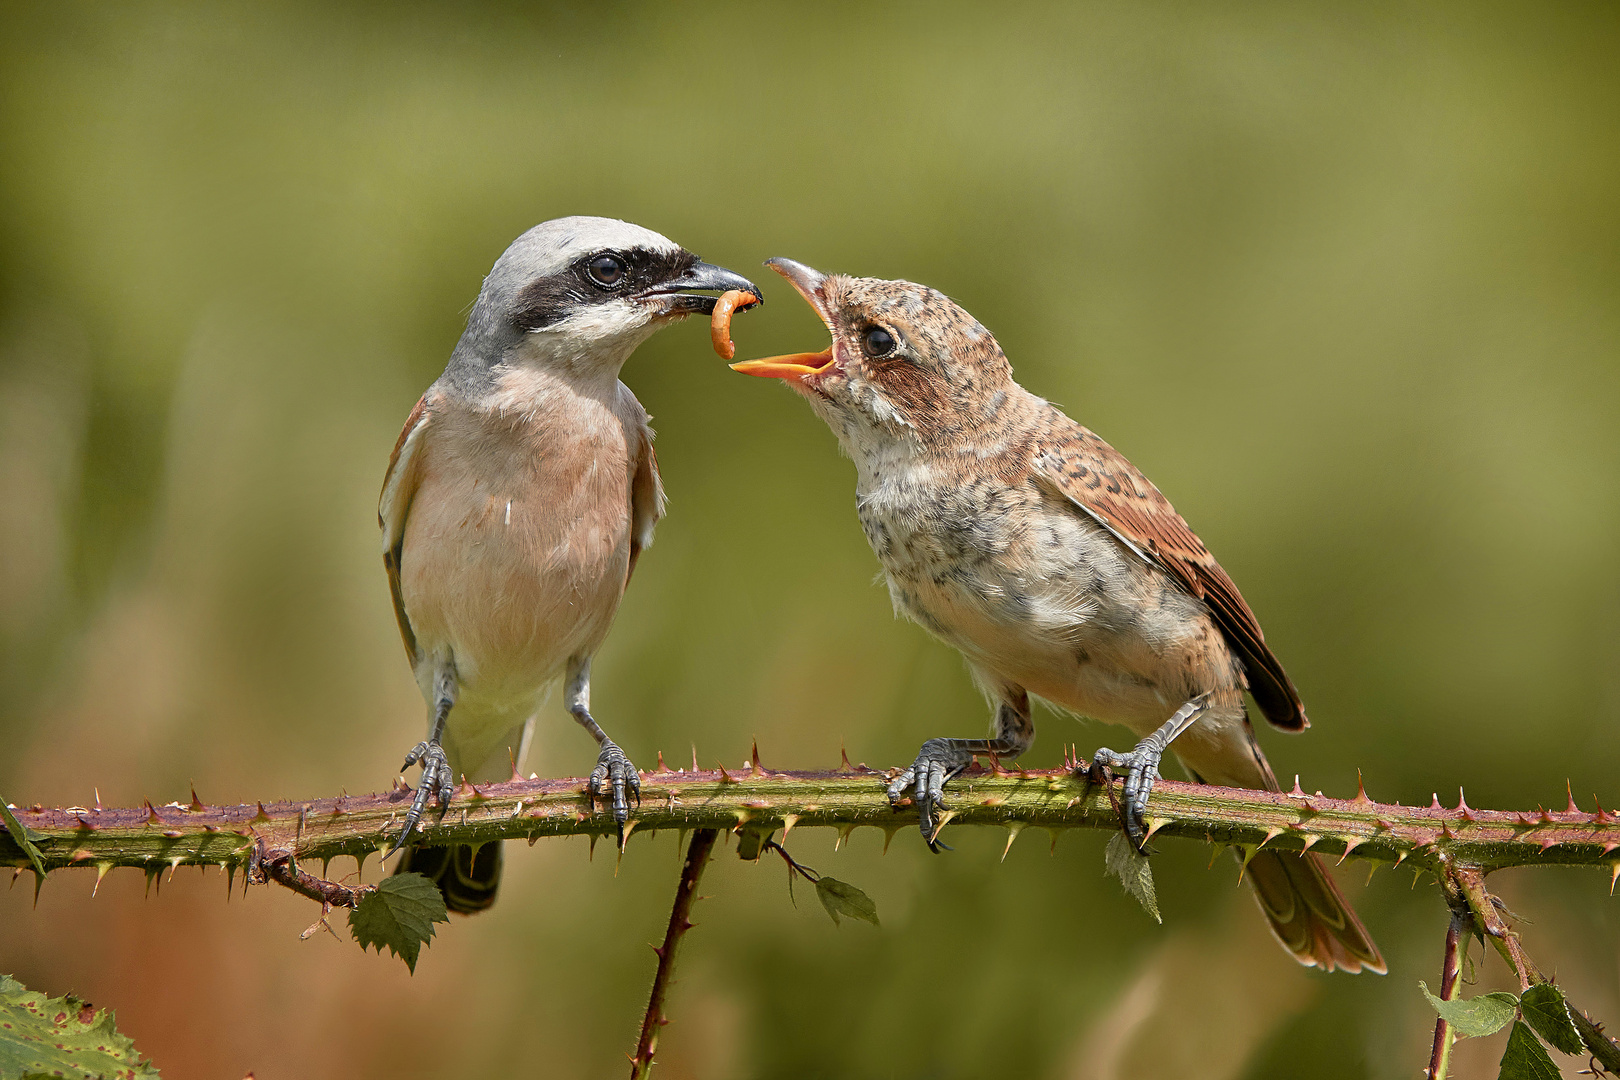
[
  {"x1": 1519, "y1": 983, "x2": 1584, "y2": 1055},
  {"x1": 814, "y1": 877, "x2": 879, "y2": 927},
  {"x1": 348, "y1": 872, "x2": 448, "y2": 973},
  {"x1": 0, "y1": 972, "x2": 160, "y2": 1079},
  {"x1": 1104, "y1": 832, "x2": 1161, "y2": 923},
  {"x1": 1418, "y1": 980, "x2": 1519, "y2": 1038},
  {"x1": 1498, "y1": 1020, "x2": 1561, "y2": 1080},
  {"x1": 0, "y1": 798, "x2": 47, "y2": 880}
]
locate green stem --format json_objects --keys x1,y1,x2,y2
[{"x1": 5, "y1": 766, "x2": 1619, "y2": 879}]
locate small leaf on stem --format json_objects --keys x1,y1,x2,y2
[
  {"x1": 1104, "y1": 831, "x2": 1161, "y2": 923},
  {"x1": 348, "y1": 872, "x2": 448, "y2": 974},
  {"x1": 1498, "y1": 1020, "x2": 1560, "y2": 1080},
  {"x1": 815, "y1": 877, "x2": 879, "y2": 927},
  {"x1": 1518, "y1": 983, "x2": 1583, "y2": 1056},
  {"x1": 1418, "y1": 980, "x2": 1518, "y2": 1037}
]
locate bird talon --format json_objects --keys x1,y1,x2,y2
[
  {"x1": 889, "y1": 739, "x2": 974, "y2": 850},
  {"x1": 1089, "y1": 743, "x2": 1164, "y2": 844},
  {"x1": 590, "y1": 740, "x2": 640, "y2": 829},
  {"x1": 389, "y1": 739, "x2": 452, "y2": 856}
]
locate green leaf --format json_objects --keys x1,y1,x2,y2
[
  {"x1": 1519, "y1": 983, "x2": 1584, "y2": 1056},
  {"x1": 1498, "y1": 1020, "x2": 1561, "y2": 1080},
  {"x1": 0, "y1": 798, "x2": 47, "y2": 880},
  {"x1": 0, "y1": 972, "x2": 160, "y2": 1079},
  {"x1": 814, "y1": 877, "x2": 879, "y2": 928},
  {"x1": 348, "y1": 873, "x2": 449, "y2": 973},
  {"x1": 1104, "y1": 832, "x2": 1161, "y2": 923},
  {"x1": 1418, "y1": 981, "x2": 1519, "y2": 1038}
]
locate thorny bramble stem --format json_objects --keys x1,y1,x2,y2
[{"x1": 630, "y1": 828, "x2": 717, "y2": 1080}]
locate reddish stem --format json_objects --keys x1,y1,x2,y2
[
  {"x1": 630, "y1": 828, "x2": 718, "y2": 1079},
  {"x1": 1426, "y1": 916, "x2": 1463, "y2": 1079}
]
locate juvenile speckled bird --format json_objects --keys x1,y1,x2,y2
[
  {"x1": 380, "y1": 217, "x2": 757, "y2": 912},
  {"x1": 732, "y1": 258, "x2": 1383, "y2": 972}
]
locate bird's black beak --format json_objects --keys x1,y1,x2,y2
[{"x1": 638, "y1": 260, "x2": 763, "y2": 316}]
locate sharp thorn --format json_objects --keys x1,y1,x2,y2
[{"x1": 1001, "y1": 821, "x2": 1026, "y2": 862}]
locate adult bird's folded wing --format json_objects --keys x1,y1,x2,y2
[{"x1": 379, "y1": 391, "x2": 435, "y2": 667}]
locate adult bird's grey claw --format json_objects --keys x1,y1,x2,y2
[
  {"x1": 588, "y1": 739, "x2": 641, "y2": 839},
  {"x1": 389, "y1": 738, "x2": 454, "y2": 857},
  {"x1": 886, "y1": 738, "x2": 974, "y2": 852}
]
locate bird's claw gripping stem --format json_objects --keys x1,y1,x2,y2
[
  {"x1": 588, "y1": 739, "x2": 641, "y2": 839},
  {"x1": 1087, "y1": 745, "x2": 1164, "y2": 847},
  {"x1": 1081, "y1": 696, "x2": 1207, "y2": 849},
  {"x1": 389, "y1": 738, "x2": 454, "y2": 856},
  {"x1": 886, "y1": 738, "x2": 975, "y2": 852}
]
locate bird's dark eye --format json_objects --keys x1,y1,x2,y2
[
  {"x1": 861, "y1": 325, "x2": 897, "y2": 357},
  {"x1": 586, "y1": 253, "x2": 627, "y2": 288}
]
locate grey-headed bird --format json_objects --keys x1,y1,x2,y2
[
  {"x1": 380, "y1": 217, "x2": 757, "y2": 912},
  {"x1": 731, "y1": 258, "x2": 1382, "y2": 973}
]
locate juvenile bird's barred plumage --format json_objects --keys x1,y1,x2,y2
[{"x1": 732, "y1": 258, "x2": 1382, "y2": 973}]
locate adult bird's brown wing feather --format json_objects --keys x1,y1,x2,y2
[
  {"x1": 1033, "y1": 414, "x2": 1309, "y2": 731},
  {"x1": 378, "y1": 392, "x2": 433, "y2": 667}
]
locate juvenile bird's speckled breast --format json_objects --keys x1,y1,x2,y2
[{"x1": 854, "y1": 449, "x2": 1230, "y2": 733}]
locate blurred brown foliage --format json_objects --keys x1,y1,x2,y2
[{"x1": 1, "y1": 3, "x2": 1617, "y2": 1077}]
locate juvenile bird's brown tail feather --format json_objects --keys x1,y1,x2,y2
[
  {"x1": 393, "y1": 841, "x2": 502, "y2": 914},
  {"x1": 1244, "y1": 848, "x2": 1386, "y2": 973},
  {"x1": 1187, "y1": 720, "x2": 1385, "y2": 973}
]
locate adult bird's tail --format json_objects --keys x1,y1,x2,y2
[{"x1": 393, "y1": 842, "x2": 502, "y2": 914}]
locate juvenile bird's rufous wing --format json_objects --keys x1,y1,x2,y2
[
  {"x1": 378, "y1": 391, "x2": 434, "y2": 667},
  {"x1": 1032, "y1": 415, "x2": 1308, "y2": 732}
]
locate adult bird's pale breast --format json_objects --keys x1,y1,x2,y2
[{"x1": 399, "y1": 368, "x2": 652, "y2": 716}]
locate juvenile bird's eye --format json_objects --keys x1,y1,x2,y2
[
  {"x1": 586, "y1": 254, "x2": 627, "y2": 287},
  {"x1": 861, "y1": 326, "x2": 897, "y2": 357}
]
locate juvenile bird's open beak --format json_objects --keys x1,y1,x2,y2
[
  {"x1": 730, "y1": 258, "x2": 838, "y2": 380},
  {"x1": 638, "y1": 260, "x2": 762, "y2": 316}
]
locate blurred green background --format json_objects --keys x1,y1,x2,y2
[{"x1": 2, "y1": 3, "x2": 1617, "y2": 1078}]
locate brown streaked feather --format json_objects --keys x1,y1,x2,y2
[
  {"x1": 379, "y1": 392, "x2": 434, "y2": 667},
  {"x1": 625, "y1": 432, "x2": 665, "y2": 587},
  {"x1": 1032, "y1": 415, "x2": 1308, "y2": 731}
]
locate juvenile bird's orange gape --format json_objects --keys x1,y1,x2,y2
[
  {"x1": 731, "y1": 258, "x2": 1383, "y2": 973},
  {"x1": 380, "y1": 217, "x2": 758, "y2": 912}
]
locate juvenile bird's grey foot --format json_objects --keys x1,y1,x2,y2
[
  {"x1": 391, "y1": 738, "x2": 454, "y2": 855},
  {"x1": 1087, "y1": 744, "x2": 1164, "y2": 847},
  {"x1": 588, "y1": 738, "x2": 641, "y2": 838},
  {"x1": 1083, "y1": 697, "x2": 1208, "y2": 848},
  {"x1": 886, "y1": 738, "x2": 977, "y2": 852}
]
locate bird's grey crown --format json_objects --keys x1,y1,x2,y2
[
  {"x1": 489, "y1": 217, "x2": 682, "y2": 289},
  {"x1": 440, "y1": 216, "x2": 690, "y2": 392}
]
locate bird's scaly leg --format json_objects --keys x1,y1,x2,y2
[
  {"x1": 1086, "y1": 693, "x2": 1209, "y2": 847},
  {"x1": 566, "y1": 656, "x2": 640, "y2": 841},
  {"x1": 388, "y1": 662, "x2": 458, "y2": 857},
  {"x1": 888, "y1": 689, "x2": 1033, "y2": 851}
]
